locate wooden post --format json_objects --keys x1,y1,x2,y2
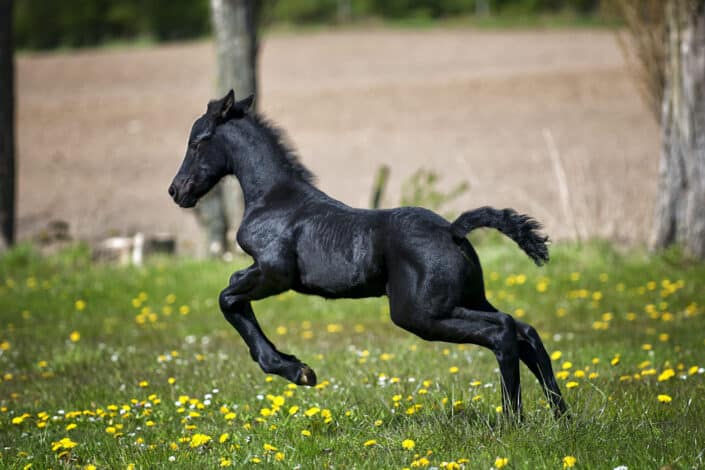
[{"x1": 0, "y1": 0, "x2": 15, "y2": 250}]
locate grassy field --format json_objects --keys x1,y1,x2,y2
[{"x1": 0, "y1": 239, "x2": 704, "y2": 469}]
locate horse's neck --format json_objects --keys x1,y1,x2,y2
[
  {"x1": 228, "y1": 150, "x2": 307, "y2": 208},
  {"x1": 222, "y1": 119, "x2": 313, "y2": 209}
]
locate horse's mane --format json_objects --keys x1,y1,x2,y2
[{"x1": 252, "y1": 114, "x2": 317, "y2": 185}]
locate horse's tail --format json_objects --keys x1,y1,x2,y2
[{"x1": 451, "y1": 206, "x2": 549, "y2": 266}]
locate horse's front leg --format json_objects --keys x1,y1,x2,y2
[{"x1": 218, "y1": 271, "x2": 317, "y2": 386}]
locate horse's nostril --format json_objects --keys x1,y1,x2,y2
[{"x1": 168, "y1": 184, "x2": 177, "y2": 198}]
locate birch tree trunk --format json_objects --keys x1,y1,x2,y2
[
  {"x1": 197, "y1": 0, "x2": 259, "y2": 257},
  {"x1": 0, "y1": 0, "x2": 15, "y2": 251},
  {"x1": 651, "y1": 0, "x2": 705, "y2": 259}
]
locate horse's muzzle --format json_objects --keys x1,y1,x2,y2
[{"x1": 168, "y1": 182, "x2": 197, "y2": 208}]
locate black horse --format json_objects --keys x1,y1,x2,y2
[{"x1": 168, "y1": 90, "x2": 567, "y2": 418}]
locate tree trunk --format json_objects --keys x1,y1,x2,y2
[
  {"x1": 0, "y1": 0, "x2": 15, "y2": 251},
  {"x1": 198, "y1": 0, "x2": 259, "y2": 257},
  {"x1": 211, "y1": 0, "x2": 258, "y2": 99},
  {"x1": 652, "y1": 0, "x2": 705, "y2": 259}
]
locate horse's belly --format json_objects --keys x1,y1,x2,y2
[{"x1": 295, "y1": 250, "x2": 386, "y2": 299}]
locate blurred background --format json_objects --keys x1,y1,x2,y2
[{"x1": 0, "y1": 1, "x2": 674, "y2": 257}]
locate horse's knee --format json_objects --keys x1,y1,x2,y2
[
  {"x1": 517, "y1": 321, "x2": 545, "y2": 350},
  {"x1": 219, "y1": 288, "x2": 238, "y2": 313},
  {"x1": 494, "y1": 313, "x2": 519, "y2": 358}
]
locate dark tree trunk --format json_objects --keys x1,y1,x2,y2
[
  {"x1": 197, "y1": 0, "x2": 259, "y2": 256},
  {"x1": 0, "y1": 0, "x2": 15, "y2": 251},
  {"x1": 652, "y1": 0, "x2": 705, "y2": 258}
]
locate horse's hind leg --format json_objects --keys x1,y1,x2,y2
[
  {"x1": 390, "y1": 301, "x2": 522, "y2": 419},
  {"x1": 448, "y1": 307, "x2": 522, "y2": 419},
  {"x1": 479, "y1": 301, "x2": 567, "y2": 417},
  {"x1": 219, "y1": 295, "x2": 317, "y2": 386},
  {"x1": 515, "y1": 320, "x2": 567, "y2": 417}
]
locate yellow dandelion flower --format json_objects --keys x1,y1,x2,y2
[
  {"x1": 550, "y1": 351, "x2": 562, "y2": 360},
  {"x1": 657, "y1": 394, "x2": 672, "y2": 403},
  {"x1": 563, "y1": 455, "x2": 577, "y2": 468},
  {"x1": 275, "y1": 451, "x2": 285, "y2": 461},
  {"x1": 374, "y1": 419, "x2": 383, "y2": 426},
  {"x1": 219, "y1": 433, "x2": 229, "y2": 443},
  {"x1": 402, "y1": 439, "x2": 415, "y2": 450},
  {"x1": 139, "y1": 380, "x2": 149, "y2": 388},
  {"x1": 304, "y1": 406, "x2": 320, "y2": 417},
  {"x1": 566, "y1": 381, "x2": 579, "y2": 389},
  {"x1": 66, "y1": 423, "x2": 77, "y2": 431},
  {"x1": 189, "y1": 433, "x2": 212, "y2": 448},
  {"x1": 494, "y1": 457, "x2": 509, "y2": 468},
  {"x1": 448, "y1": 366, "x2": 459, "y2": 374},
  {"x1": 75, "y1": 300, "x2": 86, "y2": 311},
  {"x1": 224, "y1": 412, "x2": 236, "y2": 420},
  {"x1": 363, "y1": 439, "x2": 377, "y2": 447},
  {"x1": 220, "y1": 458, "x2": 232, "y2": 467},
  {"x1": 301, "y1": 429, "x2": 311, "y2": 437},
  {"x1": 69, "y1": 331, "x2": 81, "y2": 342},
  {"x1": 51, "y1": 437, "x2": 78, "y2": 452},
  {"x1": 658, "y1": 369, "x2": 675, "y2": 382},
  {"x1": 263, "y1": 443, "x2": 277, "y2": 452}
]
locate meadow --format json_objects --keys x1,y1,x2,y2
[{"x1": 0, "y1": 239, "x2": 703, "y2": 469}]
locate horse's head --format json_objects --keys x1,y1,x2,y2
[{"x1": 168, "y1": 90, "x2": 254, "y2": 208}]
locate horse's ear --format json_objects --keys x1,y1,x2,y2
[
  {"x1": 219, "y1": 89, "x2": 236, "y2": 120},
  {"x1": 217, "y1": 91, "x2": 254, "y2": 122},
  {"x1": 235, "y1": 94, "x2": 255, "y2": 115}
]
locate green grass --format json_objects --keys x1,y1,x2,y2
[{"x1": 0, "y1": 240, "x2": 703, "y2": 469}]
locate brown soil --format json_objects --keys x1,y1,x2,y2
[{"x1": 16, "y1": 28, "x2": 659, "y2": 252}]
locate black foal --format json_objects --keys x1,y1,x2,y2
[{"x1": 168, "y1": 90, "x2": 567, "y2": 418}]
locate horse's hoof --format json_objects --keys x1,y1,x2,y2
[{"x1": 296, "y1": 365, "x2": 317, "y2": 387}]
